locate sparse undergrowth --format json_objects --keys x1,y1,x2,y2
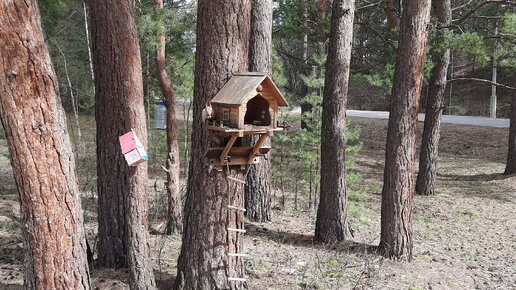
[{"x1": 0, "y1": 116, "x2": 515, "y2": 289}]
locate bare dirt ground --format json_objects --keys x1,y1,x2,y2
[{"x1": 1, "y1": 116, "x2": 515, "y2": 289}]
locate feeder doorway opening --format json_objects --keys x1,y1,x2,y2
[{"x1": 244, "y1": 95, "x2": 271, "y2": 127}]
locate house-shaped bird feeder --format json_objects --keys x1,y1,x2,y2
[{"x1": 205, "y1": 72, "x2": 288, "y2": 167}]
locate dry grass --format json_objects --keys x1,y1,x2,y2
[{"x1": 0, "y1": 115, "x2": 515, "y2": 289}]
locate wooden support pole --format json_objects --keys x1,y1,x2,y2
[{"x1": 247, "y1": 133, "x2": 267, "y2": 164}]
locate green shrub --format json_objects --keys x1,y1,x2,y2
[
  {"x1": 0, "y1": 126, "x2": 5, "y2": 140},
  {"x1": 1, "y1": 221, "x2": 20, "y2": 232}
]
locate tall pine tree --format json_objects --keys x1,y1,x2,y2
[
  {"x1": 0, "y1": 0, "x2": 91, "y2": 288},
  {"x1": 416, "y1": 0, "x2": 452, "y2": 195},
  {"x1": 175, "y1": 0, "x2": 251, "y2": 288},
  {"x1": 315, "y1": 0, "x2": 356, "y2": 242},
  {"x1": 380, "y1": 0, "x2": 431, "y2": 261},
  {"x1": 245, "y1": 0, "x2": 273, "y2": 222},
  {"x1": 89, "y1": 0, "x2": 156, "y2": 288}
]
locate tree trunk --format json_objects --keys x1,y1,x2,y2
[
  {"x1": 249, "y1": 0, "x2": 272, "y2": 74},
  {"x1": 83, "y1": 1, "x2": 95, "y2": 89},
  {"x1": 300, "y1": 0, "x2": 311, "y2": 130},
  {"x1": 505, "y1": 72, "x2": 516, "y2": 175},
  {"x1": 174, "y1": 0, "x2": 251, "y2": 288},
  {"x1": 490, "y1": 25, "x2": 498, "y2": 118},
  {"x1": 153, "y1": 0, "x2": 182, "y2": 234},
  {"x1": 245, "y1": 0, "x2": 273, "y2": 223},
  {"x1": 89, "y1": 1, "x2": 156, "y2": 288},
  {"x1": 379, "y1": 0, "x2": 431, "y2": 261},
  {"x1": 315, "y1": 0, "x2": 356, "y2": 243},
  {"x1": 385, "y1": 0, "x2": 400, "y2": 29},
  {"x1": 244, "y1": 136, "x2": 271, "y2": 221},
  {"x1": 0, "y1": 1, "x2": 91, "y2": 288},
  {"x1": 415, "y1": 0, "x2": 452, "y2": 196},
  {"x1": 317, "y1": 0, "x2": 326, "y2": 42}
]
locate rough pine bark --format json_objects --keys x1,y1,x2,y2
[
  {"x1": 379, "y1": 0, "x2": 431, "y2": 261},
  {"x1": 317, "y1": 0, "x2": 327, "y2": 42},
  {"x1": 314, "y1": 0, "x2": 355, "y2": 243},
  {"x1": 505, "y1": 72, "x2": 516, "y2": 175},
  {"x1": 174, "y1": 0, "x2": 251, "y2": 288},
  {"x1": 245, "y1": 0, "x2": 273, "y2": 223},
  {"x1": 154, "y1": 0, "x2": 182, "y2": 234},
  {"x1": 416, "y1": 0, "x2": 452, "y2": 196},
  {"x1": 89, "y1": 1, "x2": 156, "y2": 288},
  {"x1": 0, "y1": 1, "x2": 91, "y2": 288}
]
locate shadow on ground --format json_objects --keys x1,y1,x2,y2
[
  {"x1": 155, "y1": 271, "x2": 175, "y2": 290},
  {"x1": 0, "y1": 282, "x2": 23, "y2": 290},
  {"x1": 246, "y1": 224, "x2": 378, "y2": 255},
  {"x1": 438, "y1": 172, "x2": 510, "y2": 182}
]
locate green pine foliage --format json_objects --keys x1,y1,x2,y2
[
  {"x1": 451, "y1": 32, "x2": 490, "y2": 66},
  {"x1": 134, "y1": 0, "x2": 196, "y2": 172},
  {"x1": 273, "y1": 0, "x2": 329, "y2": 110},
  {"x1": 40, "y1": 0, "x2": 95, "y2": 113},
  {"x1": 498, "y1": 13, "x2": 516, "y2": 69},
  {"x1": 135, "y1": 0, "x2": 196, "y2": 105},
  {"x1": 272, "y1": 48, "x2": 362, "y2": 210}
]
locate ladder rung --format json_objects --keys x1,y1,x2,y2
[
  {"x1": 228, "y1": 176, "x2": 246, "y2": 184},
  {"x1": 227, "y1": 228, "x2": 246, "y2": 233},
  {"x1": 228, "y1": 205, "x2": 246, "y2": 212},
  {"x1": 228, "y1": 277, "x2": 246, "y2": 282},
  {"x1": 228, "y1": 253, "x2": 248, "y2": 257}
]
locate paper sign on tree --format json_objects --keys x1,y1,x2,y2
[{"x1": 119, "y1": 129, "x2": 148, "y2": 166}]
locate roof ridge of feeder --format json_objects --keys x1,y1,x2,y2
[
  {"x1": 233, "y1": 72, "x2": 268, "y2": 76},
  {"x1": 211, "y1": 72, "x2": 288, "y2": 107}
]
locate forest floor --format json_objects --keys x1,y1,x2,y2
[{"x1": 0, "y1": 115, "x2": 515, "y2": 289}]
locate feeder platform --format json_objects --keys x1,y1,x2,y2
[{"x1": 205, "y1": 125, "x2": 279, "y2": 166}]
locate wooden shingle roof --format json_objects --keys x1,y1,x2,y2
[{"x1": 211, "y1": 72, "x2": 288, "y2": 107}]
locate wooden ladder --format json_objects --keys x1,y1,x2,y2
[{"x1": 227, "y1": 173, "x2": 247, "y2": 284}]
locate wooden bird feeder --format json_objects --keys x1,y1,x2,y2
[{"x1": 204, "y1": 72, "x2": 288, "y2": 167}]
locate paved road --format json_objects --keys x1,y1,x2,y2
[
  {"x1": 347, "y1": 110, "x2": 509, "y2": 128},
  {"x1": 289, "y1": 107, "x2": 510, "y2": 128}
]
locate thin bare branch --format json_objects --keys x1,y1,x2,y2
[
  {"x1": 448, "y1": 78, "x2": 516, "y2": 91},
  {"x1": 276, "y1": 47, "x2": 304, "y2": 62},
  {"x1": 351, "y1": 61, "x2": 383, "y2": 73},
  {"x1": 454, "y1": 1, "x2": 516, "y2": 25},
  {"x1": 355, "y1": 16, "x2": 396, "y2": 50},
  {"x1": 356, "y1": 0, "x2": 382, "y2": 11},
  {"x1": 55, "y1": 42, "x2": 82, "y2": 138},
  {"x1": 452, "y1": 0, "x2": 475, "y2": 11}
]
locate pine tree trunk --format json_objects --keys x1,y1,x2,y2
[
  {"x1": 416, "y1": 0, "x2": 451, "y2": 196},
  {"x1": 385, "y1": 0, "x2": 400, "y2": 29},
  {"x1": 0, "y1": 1, "x2": 91, "y2": 288},
  {"x1": 249, "y1": 0, "x2": 272, "y2": 74},
  {"x1": 89, "y1": 1, "x2": 156, "y2": 288},
  {"x1": 153, "y1": 0, "x2": 182, "y2": 234},
  {"x1": 244, "y1": 134, "x2": 271, "y2": 222},
  {"x1": 315, "y1": 0, "x2": 355, "y2": 243},
  {"x1": 317, "y1": 0, "x2": 326, "y2": 42},
  {"x1": 174, "y1": 0, "x2": 251, "y2": 288},
  {"x1": 505, "y1": 72, "x2": 516, "y2": 175},
  {"x1": 245, "y1": 0, "x2": 273, "y2": 223},
  {"x1": 300, "y1": 0, "x2": 311, "y2": 130},
  {"x1": 379, "y1": 0, "x2": 431, "y2": 261}
]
